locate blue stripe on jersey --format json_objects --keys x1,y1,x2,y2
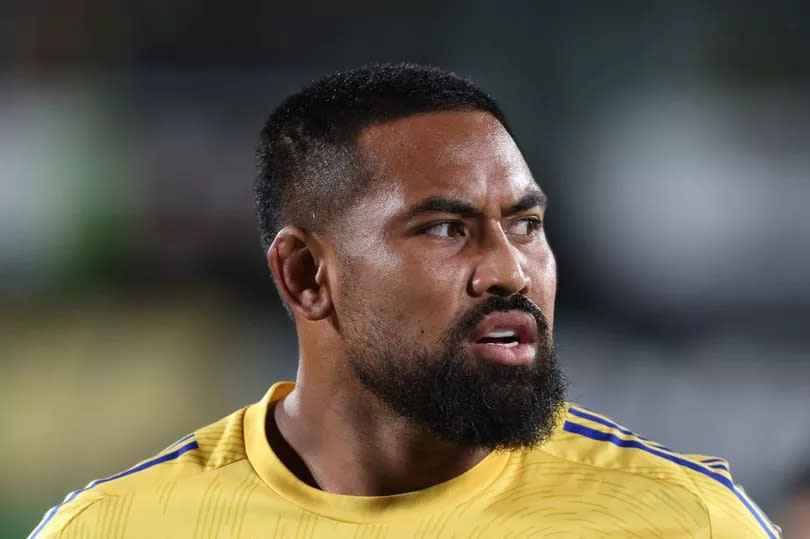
[
  {"x1": 701, "y1": 457, "x2": 727, "y2": 464},
  {"x1": 701, "y1": 457, "x2": 730, "y2": 471},
  {"x1": 168, "y1": 432, "x2": 195, "y2": 449},
  {"x1": 563, "y1": 421, "x2": 778, "y2": 538},
  {"x1": 28, "y1": 440, "x2": 199, "y2": 539},
  {"x1": 568, "y1": 407, "x2": 674, "y2": 451},
  {"x1": 569, "y1": 408, "x2": 733, "y2": 475}
]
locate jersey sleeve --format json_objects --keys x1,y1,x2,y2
[{"x1": 686, "y1": 455, "x2": 782, "y2": 538}]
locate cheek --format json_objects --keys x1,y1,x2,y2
[
  {"x1": 344, "y1": 246, "x2": 463, "y2": 341},
  {"x1": 393, "y1": 260, "x2": 462, "y2": 334}
]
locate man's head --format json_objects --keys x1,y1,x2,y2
[
  {"x1": 256, "y1": 63, "x2": 512, "y2": 250},
  {"x1": 257, "y1": 63, "x2": 565, "y2": 451}
]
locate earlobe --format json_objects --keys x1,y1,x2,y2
[{"x1": 267, "y1": 228, "x2": 333, "y2": 321}]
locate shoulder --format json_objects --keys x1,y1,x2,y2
[
  {"x1": 28, "y1": 406, "x2": 249, "y2": 538},
  {"x1": 536, "y1": 402, "x2": 781, "y2": 538}
]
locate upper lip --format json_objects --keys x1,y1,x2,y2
[{"x1": 471, "y1": 311, "x2": 539, "y2": 344}]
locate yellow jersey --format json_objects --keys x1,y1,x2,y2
[{"x1": 30, "y1": 381, "x2": 780, "y2": 538}]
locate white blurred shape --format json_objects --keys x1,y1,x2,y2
[
  {"x1": 0, "y1": 83, "x2": 90, "y2": 279},
  {"x1": 561, "y1": 88, "x2": 810, "y2": 313}
]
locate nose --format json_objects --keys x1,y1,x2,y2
[{"x1": 469, "y1": 225, "x2": 530, "y2": 297}]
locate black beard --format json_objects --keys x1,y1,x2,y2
[{"x1": 345, "y1": 295, "x2": 567, "y2": 451}]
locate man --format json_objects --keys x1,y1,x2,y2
[{"x1": 30, "y1": 63, "x2": 780, "y2": 538}]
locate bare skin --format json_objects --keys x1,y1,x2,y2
[{"x1": 266, "y1": 110, "x2": 557, "y2": 496}]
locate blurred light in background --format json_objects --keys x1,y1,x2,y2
[
  {"x1": 1, "y1": 1, "x2": 808, "y2": 536},
  {"x1": 561, "y1": 88, "x2": 810, "y2": 315}
]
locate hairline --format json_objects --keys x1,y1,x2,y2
[{"x1": 289, "y1": 107, "x2": 512, "y2": 236}]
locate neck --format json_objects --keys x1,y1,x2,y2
[{"x1": 269, "y1": 356, "x2": 491, "y2": 496}]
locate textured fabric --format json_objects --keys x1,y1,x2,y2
[{"x1": 30, "y1": 381, "x2": 780, "y2": 538}]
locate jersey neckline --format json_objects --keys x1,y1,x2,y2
[{"x1": 243, "y1": 381, "x2": 512, "y2": 523}]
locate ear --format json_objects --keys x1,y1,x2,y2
[{"x1": 267, "y1": 227, "x2": 333, "y2": 321}]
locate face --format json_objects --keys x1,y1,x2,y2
[{"x1": 331, "y1": 110, "x2": 565, "y2": 449}]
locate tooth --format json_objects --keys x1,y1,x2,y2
[
  {"x1": 485, "y1": 329, "x2": 517, "y2": 338},
  {"x1": 500, "y1": 341, "x2": 519, "y2": 348}
]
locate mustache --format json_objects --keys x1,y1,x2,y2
[{"x1": 449, "y1": 295, "x2": 550, "y2": 341}]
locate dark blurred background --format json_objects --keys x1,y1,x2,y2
[{"x1": 2, "y1": 2, "x2": 809, "y2": 537}]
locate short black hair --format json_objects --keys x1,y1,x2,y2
[{"x1": 254, "y1": 62, "x2": 513, "y2": 249}]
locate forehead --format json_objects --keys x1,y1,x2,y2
[{"x1": 355, "y1": 110, "x2": 537, "y2": 205}]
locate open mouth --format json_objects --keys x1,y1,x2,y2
[
  {"x1": 476, "y1": 329, "x2": 521, "y2": 348},
  {"x1": 468, "y1": 311, "x2": 539, "y2": 366},
  {"x1": 470, "y1": 311, "x2": 538, "y2": 346}
]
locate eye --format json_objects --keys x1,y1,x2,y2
[
  {"x1": 423, "y1": 221, "x2": 467, "y2": 238},
  {"x1": 509, "y1": 217, "x2": 543, "y2": 236}
]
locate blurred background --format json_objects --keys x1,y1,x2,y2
[{"x1": 2, "y1": 1, "x2": 809, "y2": 537}]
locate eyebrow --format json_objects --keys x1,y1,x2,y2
[
  {"x1": 509, "y1": 191, "x2": 548, "y2": 213},
  {"x1": 403, "y1": 190, "x2": 547, "y2": 220}
]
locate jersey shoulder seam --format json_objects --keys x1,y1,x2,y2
[
  {"x1": 51, "y1": 495, "x2": 107, "y2": 538},
  {"x1": 96, "y1": 454, "x2": 251, "y2": 497},
  {"x1": 44, "y1": 457, "x2": 252, "y2": 536}
]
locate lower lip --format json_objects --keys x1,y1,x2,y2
[{"x1": 470, "y1": 341, "x2": 536, "y2": 366}]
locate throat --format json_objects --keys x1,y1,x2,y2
[
  {"x1": 266, "y1": 403, "x2": 321, "y2": 489},
  {"x1": 269, "y1": 395, "x2": 492, "y2": 496}
]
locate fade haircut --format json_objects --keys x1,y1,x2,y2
[{"x1": 255, "y1": 62, "x2": 514, "y2": 249}]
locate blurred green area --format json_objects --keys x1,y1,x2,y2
[
  {"x1": 1, "y1": 81, "x2": 140, "y2": 296},
  {"x1": 1, "y1": 505, "x2": 39, "y2": 539}
]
